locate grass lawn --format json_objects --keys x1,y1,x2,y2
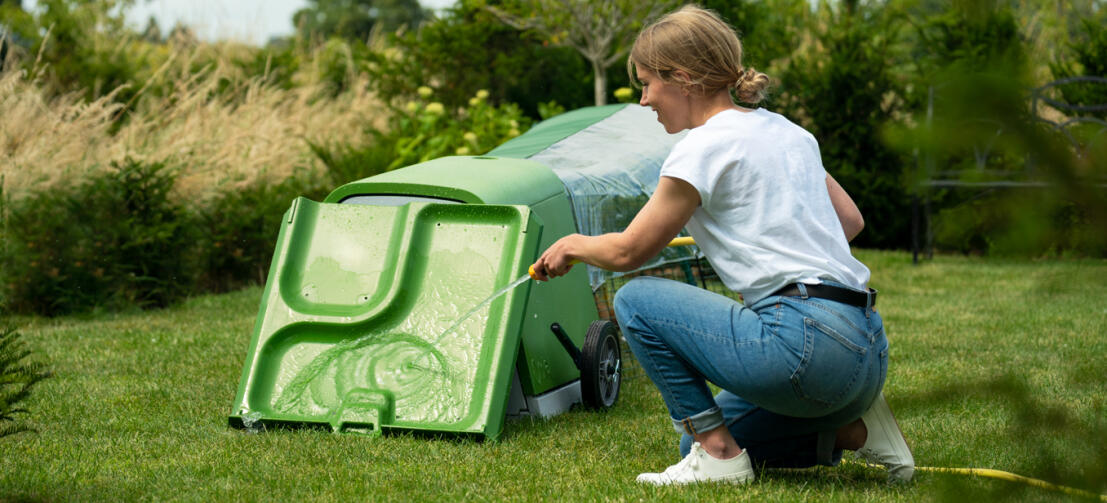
[{"x1": 2, "y1": 250, "x2": 1105, "y2": 502}]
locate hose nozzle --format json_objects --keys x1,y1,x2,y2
[{"x1": 529, "y1": 237, "x2": 696, "y2": 280}]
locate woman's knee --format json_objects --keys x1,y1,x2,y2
[{"x1": 613, "y1": 277, "x2": 662, "y2": 325}]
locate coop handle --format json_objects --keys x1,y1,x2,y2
[{"x1": 529, "y1": 236, "x2": 696, "y2": 280}]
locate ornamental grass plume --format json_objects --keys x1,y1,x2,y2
[{"x1": 0, "y1": 41, "x2": 385, "y2": 204}]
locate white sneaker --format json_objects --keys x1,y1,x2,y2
[
  {"x1": 855, "y1": 393, "x2": 915, "y2": 482},
  {"x1": 636, "y1": 442, "x2": 755, "y2": 485}
]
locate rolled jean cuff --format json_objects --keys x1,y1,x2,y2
[{"x1": 671, "y1": 406, "x2": 725, "y2": 435}]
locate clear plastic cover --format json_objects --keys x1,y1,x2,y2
[{"x1": 528, "y1": 105, "x2": 695, "y2": 290}]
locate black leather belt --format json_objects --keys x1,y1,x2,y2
[{"x1": 770, "y1": 283, "x2": 876, "y2": 308}]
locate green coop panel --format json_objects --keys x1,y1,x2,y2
[{"x1": 230, "y1": 198, "x2": 542, "y2": 440}]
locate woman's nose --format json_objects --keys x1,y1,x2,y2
[{"x1": 639, "y1": 92, "x2": 648, "y2": 107}]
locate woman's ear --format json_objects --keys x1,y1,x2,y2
[{"x1": 672, "y1": 70, "x2": 693, "y2": 95}]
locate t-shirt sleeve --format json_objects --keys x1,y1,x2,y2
[{"x1": 659, "y1": 135, "x2": 715, "y2": 208}]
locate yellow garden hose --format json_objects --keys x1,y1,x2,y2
[
  {"x1": 667, "y1": 236, "x2": 696, "y2": 247},
  {"x1": 912, "y1": 465, "x2": 1107, "y2": 501}
]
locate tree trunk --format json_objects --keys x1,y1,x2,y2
[{"x1": 592, "y1": 59, "x2": 607, "y2": 106}]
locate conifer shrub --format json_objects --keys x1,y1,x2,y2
[{"x1": 0, "y1": 326, "x2": 50, "y2": 439}]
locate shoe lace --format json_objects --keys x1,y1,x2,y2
[
  {"x1": 658, "y1": 448, "x2": 701, "y2": 483},
  {"x1": 857, "y1": 446, "x2": 900, "y2": 467}
]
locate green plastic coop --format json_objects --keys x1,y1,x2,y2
[{"x1": 228, "y1": 104, "x2": 690, "y2": 440}]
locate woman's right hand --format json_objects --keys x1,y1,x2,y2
[{"x1": 530, "y1": 233, "x2": 586, "y2": 281}]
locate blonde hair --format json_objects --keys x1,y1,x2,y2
[{"x1": 627, "y1": 4, "x2": 771, "y2": 104}]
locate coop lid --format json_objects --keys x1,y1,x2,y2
[{"x1": 229, "y1": 198, "x2": 541, "y2": 440}]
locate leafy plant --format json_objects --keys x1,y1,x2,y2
[
  {"x1": 293, "y1": 0, "x2": 429, "y2": 42},
  {"x1": 196, "y1": 172, "x2": 329, "y2": 293},
  {"x1": 0, "y1": 326, "x2": 51, "y2": 439},
  {"x1": 699, "y1": 0, "x2": 811, "y2": 73},
  {"x1": 483, "y1": 0, "x2": 675, "y2": 106},
  {"x1": 0, "y1": 157, "x2": 197, "y2": 315},
  {"x1": 20, "y1": 0, "x2": 155, "y2": 104},
  {"x1": 362, "y1": 88, "x2": 531, "y2": 172},
  {"x1": 362, "y1": 0, "x2": 595, "y2": 119},
  {"x1": 308, "y1": 138, "x2": 394, "y2": 187},
  {"x1": 1050, "y1": 15, "x2": 1107, "y2": 120},
  {"x1": 775, "y1": 1, "x2": 910, "y2": 249}
]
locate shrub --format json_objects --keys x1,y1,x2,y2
[
  {"x1": 699, "y1": 0, "x2": 811, "y2": 72},
  {"x1": 196, "y1": 172, "x2": 329, "y2": 293},
  {"x1": 1050, "y1": 16, "x2": 1107, "y2": 120},
  {"x1": 775, "y1": 2, "x2": 910, "y2": 249},
  {"x1": 308, "y1": 138, "x2": 395, "y2": 187},
  {"x1": 20, "y1": 0, "x2": 160, "y2": 104},
  {"x1": 306, "y1": 87, "x2": 530, "y2": 192},
  {"x1": 899, "y1": 69, "x2": 1107, "y2": 257},
  {"x1": 362, "y1": 0, "x2": 594, "y2": 119},
  {"x1": 891, "y1": 2, "x2": 1107, "y2": 257},
  {"x1": 391, "y1": 89, "x2": 527, "y2": 166},
  {"x1": 1, "y1": 157, "x2": 196, "y2": 315},
  {"x1": 0, "y1": 326, "x2": 50, "y2": 438}
]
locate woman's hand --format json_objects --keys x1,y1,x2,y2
[{"x1": 530, "y1": 234, "x2": 587, "y2": 281}]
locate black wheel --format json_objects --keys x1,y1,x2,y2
[{"x1": 580, "y1": 320, "x2": 621, "y2": 409}]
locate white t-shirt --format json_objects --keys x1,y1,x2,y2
[{"x1": 659, "y1": 108, "x2": 871, "y2": 304}]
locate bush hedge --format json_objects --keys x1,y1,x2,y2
[
  {"x1": 1, "y1": 158, "x2": 196, "y2": 314},
  {"x1": 0, "y1": 159, "x2": 326, "y2": 315}
]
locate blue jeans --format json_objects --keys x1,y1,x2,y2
[{"x1": 614, "y1": 277, "x2": 888, "y2": 468}]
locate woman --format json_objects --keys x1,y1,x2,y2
[{"x1": 529, "y1": 5, "x2": 913, "y2": 485}]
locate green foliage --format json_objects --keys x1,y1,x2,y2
[
  {"x1": 699, "y1": 0, "x2": 811, "y2": 70},
  {"x1": 0, "y1": 159, "x2": 335, "y2": 314},
  {"x1": 308, "y1": 138, "x2": 394, "y2": 186},
  {"x1": 776, "y1": 2, "x2": 910, "y2": 249},
  {"x1": 195, "y1": 174, "x2": 328, "y2": 294},
  {"x1": 293, "y1": 0, "x2": 429, "y2": 42},
  {"x1": 20, "y1": 0, "x2": 150, "y2": 102},
  {"x1": 0, "y1": 326, "x2": 50, "y2": 439},
  {"x1": 1050, "y1": 15, "x2": 1107, "y2": 119},
  {"x1": 311, "y1": 38, "x2": 364, "y2": 96},
  {"x1": 536, "y1": 100, "x2": 566, "y2": 120},
  {"x1": 910, "y1": 0, "x2": 1026, "y2": 74},
  {"x1": 902, "y1": 65, "x2": 1107, "y2": 257},
  {"x1": 365, "y1": 88, "x2": 531, "y2": 171},
  {"x1": 888, "y1": 0, "x2": 1107, "y2": 257},
  {"x1": 0, "y1": 158, "x2": 196, "y2": 315},
  {"x1": 482, "y1": 0, "x2": 673, "y2": 106},
  {"x1": 308, "y1": 86, "x2": 531, "y2": 187},
  {"x1": 363, "y1": 1, "x2": 594, "y2": 119},
  {"x1": 0, "y1": 3, "x2": 32, "y2": 65}
]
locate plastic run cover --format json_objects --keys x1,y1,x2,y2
[{"x1": 494, "y1": 104, "x2": 693, "y2": 290}]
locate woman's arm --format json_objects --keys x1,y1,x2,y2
[
  {"x1": 826, "y1": 173, "x2": 864, "y2": 242},
  {"x1": 530, "y1": 176, "x2": 700, "y2": 281}
]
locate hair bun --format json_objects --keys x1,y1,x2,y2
[
  {"x1": 733, "y1": 68, "x2": 753, "y2": 88},
  {"x1": 735, "y1": 67, "x2": 771, "y2": 104}
]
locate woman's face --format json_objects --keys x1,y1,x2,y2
[{"x1": 637, "y1": 67, "x2": 690, "y2": 134}]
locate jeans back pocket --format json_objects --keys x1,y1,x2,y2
[{"x1": 789, "y1": 316, "x2": 868, "y2": 412}]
